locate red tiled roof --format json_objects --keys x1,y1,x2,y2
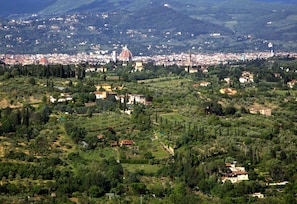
[{"x1": 120, "y1": 140, "x2": 134, "y2": 145}]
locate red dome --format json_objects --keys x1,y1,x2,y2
[
  {"x1": 39, "y1": 57, "x2": 48, "y2": 65},
  {"x1": 119, "y1": 46, "x2": 133, "y2": 61}
]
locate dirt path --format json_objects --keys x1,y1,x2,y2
[{"x1": 154, "y1": 131, "x2": 174, "y2": 156}]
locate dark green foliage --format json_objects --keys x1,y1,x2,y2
[
  {"x1": 0, "y1": 162, "x2": 60, "y2": 181},
  {"x1": 0, "y1": 105, "x2": 50, "y2": 134},
  {"x1": 28, "y1": 77, "x2": 36, "y2": 85},
  {"x1": 64, "y1": 122, "x2": 86, "y2": 143},
  {"x1": 204, "y1": 100, "x2": 223, "y2": 116},
  {"x1": 96, "y1": 98, "x2": 117, "y2": 111},
  {"x1": 0, "y1": 64, "x2": 82, "y2": 79},
  {"x1": 106, "y1": 158, "x2": 124, "y2": 188},
  {"x1": 224, "y1": 106, "x2": 237, "y2": 115},
  {"x1": 144, "y1": 151, "x2": 154, "y2": 159},
  {"x1": 130, "y1": 182, "x2": 147, "y2": 194},
  {"x1": 131, "y1": 104, "x2": 152, "y2": 131}
]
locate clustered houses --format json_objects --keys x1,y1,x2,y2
[
  {"x1": 116, "y1": 94, "x2": 148, "y2": 105},
  {"x1": 221, "y1": 162, "x2": 249, "y2": 183},
  {"x1": 93, "y1": 83, "x2": 150, "y2": 105},
  {"x1": 49, "y1": 83, "x2": 151, "y2": 107},
  {"x1": 85, "y1": 66, "x2": 107, "y2": 73},
  {"x1": 109, "y1": 140, "x2": 134, "y2": 147},
  {"x1": 94, "y1": 84, "x2": 119, "y2": 100},
  {"x1": 104, "y1": 135, "x2": 135, "y2": 148},
  {"x1": 50, "y1": 93, "x2": 73, "y2": 103}
]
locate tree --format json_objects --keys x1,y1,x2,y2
[
  {"x1": 1, "y1": 119, "x2": 14, "y2": 133},
  {"x1": 224, "y1": 106, "x2": 237, "y2": 115},
  {"x1": 64, "y1": 122, "x2": 86, "y2": 143},
  {"x1": 130, "y1": 182, "x2": 146, "y2": 194},
  {"x1": 204, "y1": 100, "x2": 223, "y2": 115},
  {"x1": 267, "y1": 159, "x2": 284, "y2": 181},
  {"x1": 28, "y1": 77, "x2": 36, "y2": 85},
  {"x1": 31, "y1": 135, "x2": 49, "y2": 155},
  {"x1": 144, "y1": 151, "x2": 154, "y2": 159},
  {"x1": 3, "y1": 72, "x2": 11, "y2": 80},
  {"x1": 279, "y1": 150, "x2": 287, "y2": 160},
  {"x1": 70, "y1": 127, "x2": 86, "y2": 144},
  {"x1": 106, "y1": 158, "x2": 124, "y2": 188},
  {"x1": 88, "y1": 185, "x2": 104, "y2": 198},
  {"x1": 22, "y1": 105, "x2": 31, "y2": 127},
  {"x1": 131, "y1": 104, "x2": 151, "y2": 131},
  {"x1": 40, "y1": 105, "x2": 51, "y2": 124}
]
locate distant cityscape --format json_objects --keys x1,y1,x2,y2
[{"x1": 1, "y1": 48, "x2": 296, "y2": 67}]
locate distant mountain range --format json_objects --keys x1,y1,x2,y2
[
  {"x1": 0, "y1": 0, "x2": 296, "y2": 54},
  {"x1": 1, "y1": 0, "x2": 296, "y2": 18}
]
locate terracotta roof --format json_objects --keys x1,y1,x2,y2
[
  {"x1": 119, "y1": 46, "x2": 133, "y2": 61},
  {"x1": 39, "y1": 57, "x2": 48, "y2": 64},
  {"x1": 119, "y1": 140, "x2": 134, "y2": 145}
]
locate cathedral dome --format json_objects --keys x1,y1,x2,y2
[
  {"x1": 119, "y1": 46, "x2": 133, "y2": 62},
  {"x1": 39, "y1": 57, "x2": 49, "y2": 65}
]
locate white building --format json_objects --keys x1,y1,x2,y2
[
  {"x1": 116, "y1": 94, "x2": 147, "y2": 105},
  {"x1": 222, "y1": 163, "x2": 249, "y2": 183},
  {"x1": 50, "y1": 93, "x2": 73, "y2": 103}
]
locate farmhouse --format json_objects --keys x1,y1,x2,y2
[
  {"x1": 94, "y1": 91, "x2": 108, "y2": 100},
  {"x1": 186, "y1": 67, "x2": 199, "y2": 73},
  {"x1": 134, "y1": 61, "x2": 144, "y2": 72},
  {"x1": 221, "y1": 162, "x2": 249, "y2": 183},
  {"x1": 239, "y1": 71, "x2": 254, "y2": 83},
  {"x1": 86, "y1": 67, "x2": 107, "y2": 73},
  {"x1": 251, "y1": 192, "x2": 264, "y2": 199},
  {"x1": 50, "y1": 93, "x2": 73, "y2": 103},
  {"x1": 287, "y1": 79, "x2": 297, "y2": 88},
  {"x1": 116, "y1": 94, "x2": 148, "y2": 105},
  {"x1": 119, "y1": 140, "x2": 134, "y2": 147}
]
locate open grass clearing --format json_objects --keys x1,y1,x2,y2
[
  {"x1": 150, "y1": 141, "x2": 170, "y2": 159},
  {"x1": 136, "y1": 76, "x2": 180, "y2": 84},
  {"x1": 160, "y1": 112, "x2": 189, "y2": 123},
  {"x1": 72, "y1": 112, "x2": 131, "y2": 133},
  {"x1": 122, "y1": 163, "x2": 161, "y2": 174},
  {"x1": 79, "y1": 147, "x2": 118, "y2": 161}
]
